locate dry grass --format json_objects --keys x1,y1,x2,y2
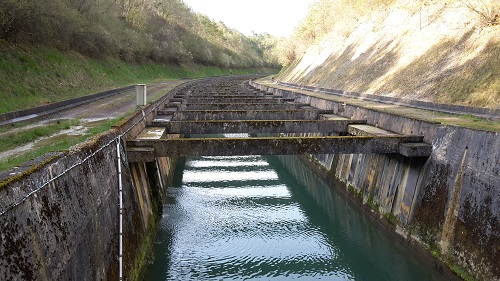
[
  {"x1": 279, "y1": 0, "x2": 500, "y2": 109},
  {"x1": 460, "y1": 0, "x2": 500, "y2": 26},
  {"x1": 381, "y1": 35, "x2": 500, "y2": 107}
]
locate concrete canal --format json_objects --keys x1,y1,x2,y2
[
  {"x1": 2, "y1": 76, "x2": 497, "y2": 280},
  {"x1": 144, "y1": 154, "x2": 444, "y2": 280}
]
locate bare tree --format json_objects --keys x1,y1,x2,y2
[{"x1": 461, "y1": 0, "x2": 499, "y2": 26}]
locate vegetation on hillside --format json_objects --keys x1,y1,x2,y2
[
  {"x1": 0, "y1": 0, "x2": 281, "y2": 69},
  {"x1": 282, "y1": 0, "x2": 499, "y2": 65},
  {"x1": 280, "y1": 0, "x2": 397, "y2": 64},
  {"x1": 0, "y1": 44, "x2": 268, "y2": 113},
  {"x1": 278, "y1": 0, "x2": 500, "y2": 108},
  {"x1": 0, "y1": 0, "x2": 285, "y2": 113}
]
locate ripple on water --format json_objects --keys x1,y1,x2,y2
[{"x1": 146, "y1": 155, "x2": 443, "y2": 281}]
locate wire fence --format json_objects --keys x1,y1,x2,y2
[{"x1": 0, "y1": 82, "x2": 188, "y2": 217}]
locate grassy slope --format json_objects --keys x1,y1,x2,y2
[
  {"x1": 0, "y1": 42, "x2": 278, "y2": 171},
  {"x1": 278, "y1": 1, "x2": 500, "y2": 109},
  {"x1": 0, "y1": 42, "x2": 271, "y2": 114}
]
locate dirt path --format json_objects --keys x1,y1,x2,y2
[{"x1": 0, "y1": 80, "x2": 185, "y2": 163}]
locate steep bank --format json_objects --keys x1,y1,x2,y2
[{"x1": 278, "y1": 0, "x2": 500, "y2": 108}]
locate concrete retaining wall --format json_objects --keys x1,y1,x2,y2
[
  {"x1": 251, "y1": 81, "x2": 500, "y2": 281},
  {"x1": 277, "y1": 81, "x2": 500, "y2": 119},
  {"x1": 0, "y1": 82, "x2": 193, "y2": 280},
  {"x1": 272, "y1": 154, "x2": 460, "y2": 280}
]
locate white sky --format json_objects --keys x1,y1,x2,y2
[{"x1": 182, "y1": 0, "x2": 316, "y2": 37}]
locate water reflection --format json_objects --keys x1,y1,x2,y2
[{"x1": 144, "y1": 155, "x2": 443, "y2": 281}]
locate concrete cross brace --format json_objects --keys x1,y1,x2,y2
[
  {"x1": 178, "y1": 94, "x2": 265, "y2": 98},
  {"x1": 162, "y1": 109, "x2": 331, "y2": 121},
  {"x1": 151, "y1": 119, "x2": 367, "y2": 134},
  {"x1": 126, "y1": 135, "x2": 424, "y2": 161},
  {"x1": 179, "y1": 98, "x2": 290, "y2": 103},
  {"x1": 179, "y1": 103, "x2": 302, "y2": 110}
]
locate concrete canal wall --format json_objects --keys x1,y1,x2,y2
[
  {"x1": 0, "y1": 83, "x2": 191, "y2": 280},
  {"x1": 251, "y1": 82, "x2": 500, "y2": 281},
  {"x1": 0, "y1": 76, "x2": 497, "y2": 280}
]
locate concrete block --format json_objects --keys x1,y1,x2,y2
[
  {"x1": 153, "y1": 119, "x2": 367, "y2": 134},
  {"x1": 399, "y1": 143, "x2": 432, "y2": 157},
  {"x1": 168, "y1": 109, "x2": 324, "y2": 121},
  {"x1": 136, "y1": 127, "x2": 166, "y2": 140},
  {"x1": 319, "y1": 114, "x2": 350, "y2": 120},
  {"x1": 348, "y1": 124, "x2": 400, "y2": 137},
  {"x1": 127, "y1": 147, "x2": 155, "y2": 162}
]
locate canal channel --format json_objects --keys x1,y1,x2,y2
[{"x1": 143, "y1": 150, "x2": 445, "y2": 280}]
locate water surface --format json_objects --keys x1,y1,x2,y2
[{"x1": 144, "y1": 155, "x2": 443, "y2": 281}]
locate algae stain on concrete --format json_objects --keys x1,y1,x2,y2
[
  {"x1": 29, "y1": 227, "x2": 50, "y2": 281},
  {"x1": 440, "y1": 148, "x2": 468, "y2": 254}
]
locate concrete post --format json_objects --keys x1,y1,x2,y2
[{"x1": 136, "y1": 84, "x2": 147, "y2": 107}]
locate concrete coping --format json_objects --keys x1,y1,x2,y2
[
  {"x1": 348, "y1": 124, "x2": 432, "y2": 156},
  {"x1": 136, "y1": 127, "x2": 166, "y2": 140},
  {"x1": 319, "y1": 114, "x2": 350, "y2": 120},
  {"x1": 348, "y1": 124, "x2": 401, "y2": 137},
  {"x1": 153, "y1": 115, "x2": 173, "y2": 122}
]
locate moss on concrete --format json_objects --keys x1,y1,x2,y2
[{"x1": 0, "y1": 155, "x2": 60, "y2": 191}]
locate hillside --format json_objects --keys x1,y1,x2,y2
[
  {"x1": 0, "y1": 0, "x2": 281, "y2": 113},
  {"x1": 278, "y1": 0, "x2": 500, "y2": 109},
  {"x1": 0, "y1": 44, "x2": 273, "y2": 114},
  {"x1": 0, "y1": 0, "x2": 282, "y2": 68}
]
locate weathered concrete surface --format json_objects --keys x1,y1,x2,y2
[
  {"x1": 399, "y1": 143, "x2": 433, "y2": 157},
  {"x1": 166, "y1": 109, "x2": 327, "y2": 121},
  {"x1": 347, "y1": 125, "x2": 432, "y2": 157},
  {"x1": 127, "y1": 147, "x2": 156, "y2": 163},
  {"x1": 179, "y1": 97, "x2": 289, "y2": 103},
  {"x1": 181, "y1": 103, "x2": 301, "y2": 110},
  {"x1": 319, "y1": 114, "x2": 350, "y2": 120},
  {"x1": 348, "y1": 124, "x2": 401, "y2": 136},
  {"x1": 252, "y1": 80, "x2": 500, "y2": 281},
  {"x1": 0, "y1": 133, "x2": 133, "y2": 281},
  {"x1": 136, "y1": 127, "x2": 166, "y2": 140},
  {"x1": 177, "y1": 94, "x2": 266, "y2": 98},
  {"x1": 0, "y1": 77, "x2": 199, "y2": 281},
  {"x1": 413, "y1": 127, "x2": 500, "y2": 280},
  {"x1": 153, "y1": 119, "x2": 367, "y2": 134},
  {"x1": 126, "y1": 135, "x2": 423, "y2": 159}
]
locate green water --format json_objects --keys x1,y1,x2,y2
[{"x1": 144, "y1": 155, "x2": 444, "y2": 281}]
